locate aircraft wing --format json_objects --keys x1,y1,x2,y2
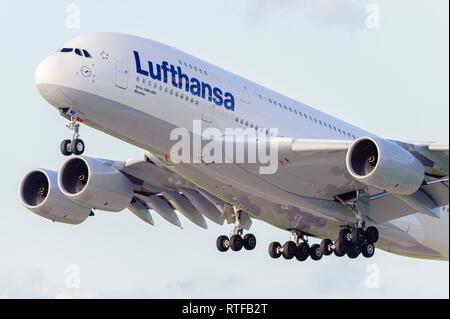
[
  {"x1": 104, "y1": 138, "x2": 448, "y2": 227},
  {"x1": 113, "y1": 154, "x2": 254, "y2": 229},
  {"x1": 236, "y1": 138, "x2": 448, "y2": 224}
]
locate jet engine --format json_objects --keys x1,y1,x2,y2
[
  {"x1": 19, "y1": 169, "x2": 91, "y2": 224},
  {"x1": 346, "y1": 137, "x2": 425, "y2": 195},
  {"x1": 58, "y1": 156, "x2": 134, "y2": 212}
]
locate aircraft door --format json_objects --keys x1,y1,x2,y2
[
  {"x1": 240, "y1": 84, "x2": 251, "y2": 104},
  {"x1": 115, "y1": 61, "x2": 128, "y2": 89},
  {"x1": 201, "y1": 103, "x2": 215, "y2": 124}
]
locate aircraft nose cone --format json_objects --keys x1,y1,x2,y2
[
  {"x1": 35, "y1": 56, "x2": 55, "y2": 86},
  {"x1": 35, "y1": 56, "x2": 68, "y2": 108}
]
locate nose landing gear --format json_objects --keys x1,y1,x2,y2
[{"x1": 60, "y1": 117, "x2": 85, "y2": 156}]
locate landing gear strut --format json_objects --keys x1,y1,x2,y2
[
  {"x1": 269, "y1": 230, "x2": 319, "y2": 262},
  {"x1": 216, "y1": 207, "x2": 256, "y2": 253},
  {"x1": 60, "y1": 117, "x2": 85, "y2": 156},
  {"x1": 327, "y1": 190, "x2": 380, "y2": 259}
]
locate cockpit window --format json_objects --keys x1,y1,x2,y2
[
  {"x1": 59, "y1": 47, "x2": 93, "y2": 58},
  {"x1": 82, "y1": 50, "x2": 92, "y2": 58}
]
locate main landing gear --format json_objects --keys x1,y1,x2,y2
[
  {"x1": 321, "y1": 225, "x2": 379, "y2": 259},
  {"x1": 268, "y1": 231, "x2": 320, "y2": 262},
  {"x1": 216, "y1": 207, "x2": 256, "y2": 253},
  {"x1": 268, "y1": 226, "x2": 379, "y2": 261},
  {"x1": 60, "y1": 117, "x2": 85, "y2": 156}
]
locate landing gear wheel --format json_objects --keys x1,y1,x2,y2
[
  {"x1": 216, "y1": 235, "x2": 229, "y2": 252},
  {"x1": 243, "y1": 234, "x2": 257, "y2": 250},
  {"x1": 339, "y1": 228, "x2": 352, "y2": 245},
  {"x1": 346, "y1": 243, "x2": 361, "y2": 259},
  {"x1": 352, "y1": 228, "x2": 366, "y2": 244},
  {"x1": 362, "y1": 243, "x2": 375, "y2": 258},
  {"x1": 269, "y1": 242, "x2": 282, "y2": 259},
  {"x1": 295, "y1": 242, "x2": 310, "y2": 261},
  {"x1": 366, "y1": 226, "x2": 379, "y2": 244},
  {"x1": 282, "y1": 241, "x2": 297, "y2": 260},
  {"x1": 60, "y1": 139, "x2": 72, "y2": 156},
  {"x1": 320, "y1": 239, "x2": 333, "y2": 256},
  {"x1": 334, "y1": 239, "x2": 346, "y2": 257},
  {"x1": 309, "y1": 244, "x2": 323, "y2": 261},
  {"x1": 71, "y1": 139, "x2": 85, "y2": 155},
  {"x1": 229, "y1": 235, "x2": 243, "y2": 251}
]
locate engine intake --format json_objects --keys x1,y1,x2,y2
[
  {"x1": 19, "y1": 169, "x2": 91, "y2": 224},
  {"x1": 58, "y1": 156, "x2": 134, "y2": 212},
  {"x1": 346, "y1": 137, "x2": 425, "y2": 195}
]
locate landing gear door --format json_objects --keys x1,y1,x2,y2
[{"x1": 115, "y1": 61, "x2": 128, "y2": 89}]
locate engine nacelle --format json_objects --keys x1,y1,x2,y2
[
  {"x1": 58, "y1": 156, "x2": 134, "y2": 212},
  {"x1": 19, "y1": 169, "x2": 91, "y2": 224},
  {"x1": 346, "y1": 137, "x2": 425, "y2": 195}
]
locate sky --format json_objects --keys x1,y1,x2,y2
[{"x1": 0, "y1": 0, "x2": 448, "y2": 298}]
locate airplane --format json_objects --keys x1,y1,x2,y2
[{"x1": 20, "y1": 33, "x2": 449, "y2": 262}]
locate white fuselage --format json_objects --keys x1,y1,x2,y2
[{"x1": 35, "y1": 33, "x2": 449, "y2": 260}]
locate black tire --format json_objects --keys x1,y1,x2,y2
[
  {"x1": 352, "y1": 228, "x2": 366, "y2": 244},
  {"x1": 309, "y1": 244, "x2": 323, "y2": 261},
  {"x1": 282, "y1": 241, "x2": 297, "y2": 260},
  {"x1": 320, "y1": 239, "x2": 333, "y2": 256},
  {"x1": 60, "y1": 139, "x2": 72, "y2": 156},
  {"x1": 268, "y1": 242, "x2": 282, "y2": 259},
  {"x1": 216, "y1": 235, "x2": 229, "y2": 252},
  {"x1": 71, "y1": 139, "x2": 85, "y2": 155},
  {"x1": 243, "y1": 234, "x2": 257, "y2": 250},
  {"x1": 366, "y1": 226, "x2": 379, "y2": 244},
  {"x1": 347, "y1": 243, "x2": 361, "y2": 259},
  {"x1": 230, "y1": 235, "x2": 243, "y2": 251},
  {"x1": 295, "y1": 242, "x2": 310, "y2": 261},
  {"x1": 339, "y1": 228, "x2": 352, "y2": 245},
  {"x1": 362, "y1": 243, "x2": 375, "y2": 258},
  {"x1": 334, "y1": 239, "x2": 346, "y2": 257}
]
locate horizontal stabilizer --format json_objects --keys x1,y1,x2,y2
[{"x1": 395, "y1": 190, "x2": 441, "y2": 219}]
